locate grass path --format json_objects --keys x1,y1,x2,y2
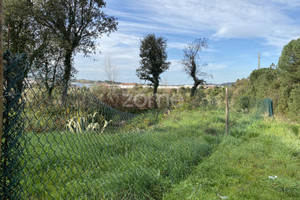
[{"x1": 164, "y1": 117, "x2": 300, "y2": 199}]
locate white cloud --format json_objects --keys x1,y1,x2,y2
[
  {"x1": 205, "y1": 63, "x2": 227, "y2": 71},
  {"x1": 74, "y1": 32, "x2": 141, "y2": 82},
  {"x1": 96, "y1": 32, "x2": 141, "y2": 70},
  {"x1": 115, "y1": 0, "x2": 300, "y2": 47},
  {"x1": 271, "y1": 0, "x2": 300, "y2": 8},
  {"x1": 168, "y1": 42, "x2": 187, "y2": 50},
  {"x1": 74, "y1": 0, "x2": 300, "y2": 83},
  {"x1": 168, "y1": 59, "x2": 182, "y2": 71}
]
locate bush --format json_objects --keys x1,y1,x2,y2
[
  {"x1": 287, "y1": 85, "x2": 300, "y2": 121},
  {"x1": 236, "y1": 95, "x2": 251, "y2": 112}
]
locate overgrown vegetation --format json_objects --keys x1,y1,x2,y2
[
  {"x1": 24, "y1": 85, "x2": 134, "y2": 133},
  {"x1": 230, "y1": 38, "x2": 300, "y2": 121},
  {"x1": 90, "y1": 83, "x2": 226, "y2": 113},
  {"x1": 24, "y1": 106, "x2": 225, "y2": 199},
  {"x1": 164, "y1": 117, "x2": 300, "y2": 200},
  {"x1": 1, "y1": 0, "x2": 299, "y2": 199},
  {"x1": 11, "y1": 37, "x2": 300, "y2": 199},
  {"x1": 23, "y1": 94, "x2": 300, "y2": 199}
]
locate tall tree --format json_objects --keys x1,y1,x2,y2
[
  {"x1": 25, "y1": 0, "x2": 118, "y2": 100},
  {"x1": 31, "y1": 42, "x2": 76, "y2": 98},
  {"x1": 181, "y1": 38, "x2": 209, "y2": 97},
  {"x1": 4, "y1": 0, "x2": 77, "y2": 98},
  {"x1": 277, "y1": 38, "x2": 300, "y2": 115},
  {"x1": 278, "y1": 38, "x2": 300, "y2": 84},
  {"x1": 3, "y1": 0, "x2": 35, "y2": 54},
  {"x1": 137, "y1": 34, "x2": 170, "y2": 108}
]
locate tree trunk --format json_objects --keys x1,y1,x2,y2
[
  {"x1": 48, "y1": 64, "x2": 58, "y2": 99},
  {"x1": 190, "y1": 81, "x2": 200, "y2": 97},
  {"x1": 62, "y1": 50, "x2": 72, "y2": 102},
  {"x1": 153, "y1": 80, "x2": 159, "y2": 109},
  {"x1": 48, "y1": 87, "x2": 54, "y2": 98},
  {"x1": 190, "y1": 77, "x2": 204, "y2": 97}
]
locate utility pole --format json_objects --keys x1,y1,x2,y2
[{"x1": 258, "y1": 52, "x2": 260, "y2": 69}]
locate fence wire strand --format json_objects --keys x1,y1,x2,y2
[
  {"x1": 1, "y1": 51, "x2": 29, "y2": 200},
  {"x1": 1, "y1": 51, "x2": 217, "y2": 200}
]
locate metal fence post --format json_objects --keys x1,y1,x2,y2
[{"x1": 0, "y1": 0, "x2": 4, "y2": 163}]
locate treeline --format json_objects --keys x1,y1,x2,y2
[
  {"x1": 5, "y1": 0, "x2": 210, "y2": 104},
  {"x1": 231, "y1": 38, "x2": 300, "y2": 121},
  {"x1": 4, "y1": 0, "x2": 117, "y2": 99}
]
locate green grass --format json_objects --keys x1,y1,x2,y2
[
  {"x1": 164, "y1": 117, "x2": 300, "y2": 200},
  {"x1": 22, "y1": 106, "x2": 300, "y2": 199},
  {"x1": 23, "y1": 107, "x2": 225, "y2": 199}
]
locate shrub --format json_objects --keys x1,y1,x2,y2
[
  {"x1": 287, "y1": 85, "x2": 300, "y2": 121},
  {"x1": 66, "y1": 112, "x2": 111, "y2": 133},
  {"x1": 236, "y1": 95, "x2": 251, "y2": 112}
]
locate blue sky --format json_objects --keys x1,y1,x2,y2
[{"x1": 74, "y1": 0, "x2": 300, "y2": 84}]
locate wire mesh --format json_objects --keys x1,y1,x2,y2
[
  {"x1": 1, "y1": 51, "x2": 214, "y2": 199},
  {"x1": 251, "y1": 98, "x2": 274, "y2": 118},
  {"x1": 22, "y1": 74, "x2": 140, "y2": 199},
  {"x1": 1, "y1": 51, "x2": 29, "y2": 200}
]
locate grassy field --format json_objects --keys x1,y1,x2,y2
[
  {"x1": 23, "y1": 107, "x2": 225, "y2": 199},
  {"x1": 164, "y1": 116, "x2": 300, "y2": 199},
  {"x1": 22, "y1": 105, "x2": 300, "y2": 199}
]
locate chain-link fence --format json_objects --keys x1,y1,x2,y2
[
  {"x1": 1, "y1": 52, "x2": 216, "y2": 199},
  {"x1": 1, "y1": 51, "x2": 29, "y2": 200}
]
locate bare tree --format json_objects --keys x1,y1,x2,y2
[
  {"x1": 104, "y1": 56, "x2": 118, "y2": 84},
  {"x1": 181, "y1": 38, "x2": 210, "y2": 97}
]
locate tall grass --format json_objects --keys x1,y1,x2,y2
[
  {"x1": 23, "y1": 107, "x2": 225, "y2": 199},
  {"x1": 164, "y1": 116, "x2": 300, "y2": 200}
]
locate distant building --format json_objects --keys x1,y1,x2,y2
[
  {"x1": 119, "y1": 83, "x2": 138, "y2": 89},
  {"x1": 116, "y1": 83, "x2": 218, "y2": 89}
]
